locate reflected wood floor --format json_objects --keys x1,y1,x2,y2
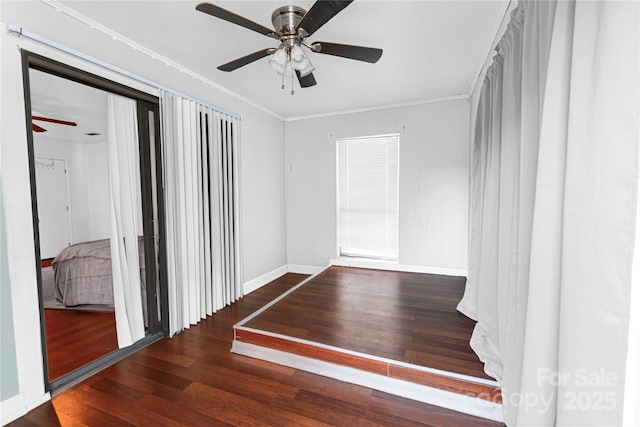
[
  {"x1": 44, "y1": 309, "x2": 118, "y2": 381},
  {"x1": 12, "y1": 273, "x2": 504, "y2": 427}
]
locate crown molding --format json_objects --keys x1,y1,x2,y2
[
  {"x1": 37, "y1": 0, "x2": 284, "y2": 121},
  {"x1": 285, "y1": 94, "x2": 469, "y2": 122}
]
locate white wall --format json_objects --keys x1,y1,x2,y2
[
  {"x1": 0, "y1": 1, "x2": 287, "y2": 420},
  {"x1": 84, "y1": 142, "x2": 111, "y2": 241},
  {"x1": 285, "y1": 98, "x2": 470, "y2": 270},
  {"x1": 240, "y1": 120, "x2": 287, "y2": 282},
  {"x1": 33, "y1": 139, "x2": 114, "y2": 244},
  {"x1": 0, "y1": 28, "x2": 48, "y2": 423},
  {"x1": 34, "y1": 138, "x2": 146, "y2": 247},
  {"x1": 0, "y1": 179, "x2": 20, "y2": 405},
  {"x1": 32, "y1": 158, "x2": 71, "y2": 258}
]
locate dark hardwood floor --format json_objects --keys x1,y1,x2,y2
[
  {"x1": 236, "y1": 267, "x2": 500, "y2": 404},
  {"x1": 44, "y1": 309, "x2": 118, "y2": 381},
  {"x1": 242, "y1": 267, "x2": 490, "y2": 379},
  {"x1": 12, "y1": 273, "x2": 504, "y2": 426}
]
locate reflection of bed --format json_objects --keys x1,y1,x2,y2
[{"x1": 53, "y1": 237, "x2": 146, "y2": 307}]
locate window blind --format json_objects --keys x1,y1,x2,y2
[{"x1": 337, "y1": 134, "x2": 399, "y2": 261}]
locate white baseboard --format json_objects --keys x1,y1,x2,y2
[
  {"x1": 1, "y1": 392, "x2": 50, "y2": 425},
  {"x1": 242, "y1": 264, "x2": 328, "y2": 295},
  {"x1": 242, "y1": 265, "x2": 288, "y2": 295},
  {"x1": 242, "y1": 261, "x2": 466, "y2": 296},
  {"x1": 330, "y1": 258, "x2": 468, "y2": 277},
  {"x1": 232, "y1": 341, "x2": 503, "y2": 422},
  {"x1": 1, "y1": 393, "x2": 25, "y2": 426},
  {"x1": 286, "y1": 264, "x2": 325, "y2": 275}
]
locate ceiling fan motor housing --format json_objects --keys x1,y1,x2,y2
[{"x1": 271, "y1": 5, "x2": 306, "y2": 38}]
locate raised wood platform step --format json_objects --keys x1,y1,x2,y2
[{"x1": 232, "y1": 266, "x2": 504, "y2": 422}]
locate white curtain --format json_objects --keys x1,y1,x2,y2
[
  {"x1": 625, "y1": 175, "x2": 640, "y2": 426},
  {"x1": 458, "y1": 1, "x2": 639, "y2": 425},
  {"x1": 107, "y1": 93, "x2": 146, "y2": 348},
  {"x1": 161, "y1": 92, "x2": 242, "y2": 336}
]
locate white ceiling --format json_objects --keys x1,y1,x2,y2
[
  {"x1": 24, "y1": 1, "x2": 507, "y2": 144},
  {"x1": 48, "y1": 0, "x2": 508, "y2": 120},
  {"x1": 29, "y1": 69, "x2": 109, "y2": 145}
]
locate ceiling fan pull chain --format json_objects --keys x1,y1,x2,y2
[
  {"x1": 281, "y1": 72, "x2": 285, "y2": 90},
  {"x1": 291, "y1": 74, "x2": 295, "y2": 96}
]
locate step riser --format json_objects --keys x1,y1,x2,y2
[{"x1": 232, "y1": 335, "x2": 504, "y2": 423}]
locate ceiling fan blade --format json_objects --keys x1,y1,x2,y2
[
  {"x1": 311, "y1": 42, "x2": 383, "y2": 63},
  {"x1": 32, "y1": 116, "x2": 77, "y2": 127},
  {"x1": 296, "y1": 1, "x2": 353, "y2": 37},
  {"x1": 296, "y1": 70, "x2": 317, "y2": 88},
  {"x1": 218, "y1": 48, "x2": 275, "y2": 72},
  {"x1": 32, "y1": 123, "x2": 47, "y2": 133},
  {"x1": 196, "y1": 3, "x2": 279, "y2": 39}
]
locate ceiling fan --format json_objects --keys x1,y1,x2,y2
[
  {"x1": 32, "y1": 115, "x2": 77, "y2": 133},
  {"x1": 195, "y1": 1, "x2": 383, "y2": 92}
]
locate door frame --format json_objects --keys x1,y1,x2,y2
[{"x1": 21, "y1": 50, "x2": 169, "y2": 393}]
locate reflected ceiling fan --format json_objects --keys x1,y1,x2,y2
[
  {"x1": 32, "y1": 115, "x2": 77, "y2": 133},
  {"x1": 195, "y1": 1, "x2": 383, "y2": 93}
]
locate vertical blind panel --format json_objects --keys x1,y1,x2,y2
[
  {"x1": 185, "y1": 100, "x2": 199, "y2": 326},
  {"x1": 161, "y1": 92, "x2": 242, "y2": 336},
  {"x1": 338, "y1": 135, "x2": 399, "y2": 260},
  {"x1": 161, "y1": 96, "x2": 178, "y2": 335},
  {"x1": 196, "y1": 106, "x2": 206, "y2": 319},
  {"x1": 201, "y1": 112, "x2": 213, "y2": 315},
  {"x1": 211, "y1": 112, "x2": 224, "y2": 312}
]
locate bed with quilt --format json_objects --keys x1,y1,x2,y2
[{"x1": 52, "y1": 236, "x2": 146, "y2": 307}]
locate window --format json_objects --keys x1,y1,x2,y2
[{"x1": 337, "y1": 134, "x2": 399, "y2": 261}]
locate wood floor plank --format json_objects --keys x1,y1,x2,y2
[
  {"x1": 269, "y1": 390, "x2": 373, "y2": 427},
  {"x1": 60, "y1": 383, "x2": 185, "y2": 427},
  {"x1": 11, "y1": 272, "x2": 503, "y2": 427},
  {"x1": 49, "y1": 390, "x2": 135, "y2": 427},
  {"x1": 290, "y1": 369, "x2": 375, "y2": 408},
  {"x1": 184, "y1": 382, "x2": 334, "y2": 427},
  {"x1": 88, "y1": 378, "x2": 146, "y2": 403},
  {"x1": 368, "y1": 391, "x2": 496, "y2": 427},
  {"x1": 137, "y1": 393, "x2": 232, "y2": 427}
]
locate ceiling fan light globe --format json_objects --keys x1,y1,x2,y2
[
  {"x1": 273, "y1": 47, "x2": 287, "y2": 64},
  {"x1": 269, "y1": 59, "x2": 285, "y2": 73},
  {"x1": 291, "y1": 55, "x2": 309, "y2": 71},
  {"x1": 290, "y1": 44, "x2": 305, "y2": 61},
  {"x1": 299, "y1": 58, "x2": 315, "y2": 77},
  {"x1": 282, "y1": 62, "x2": 294, "y2": 78},
  {"x1": 269, "y1": 46, "x2": 289, "y2": 73}
]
